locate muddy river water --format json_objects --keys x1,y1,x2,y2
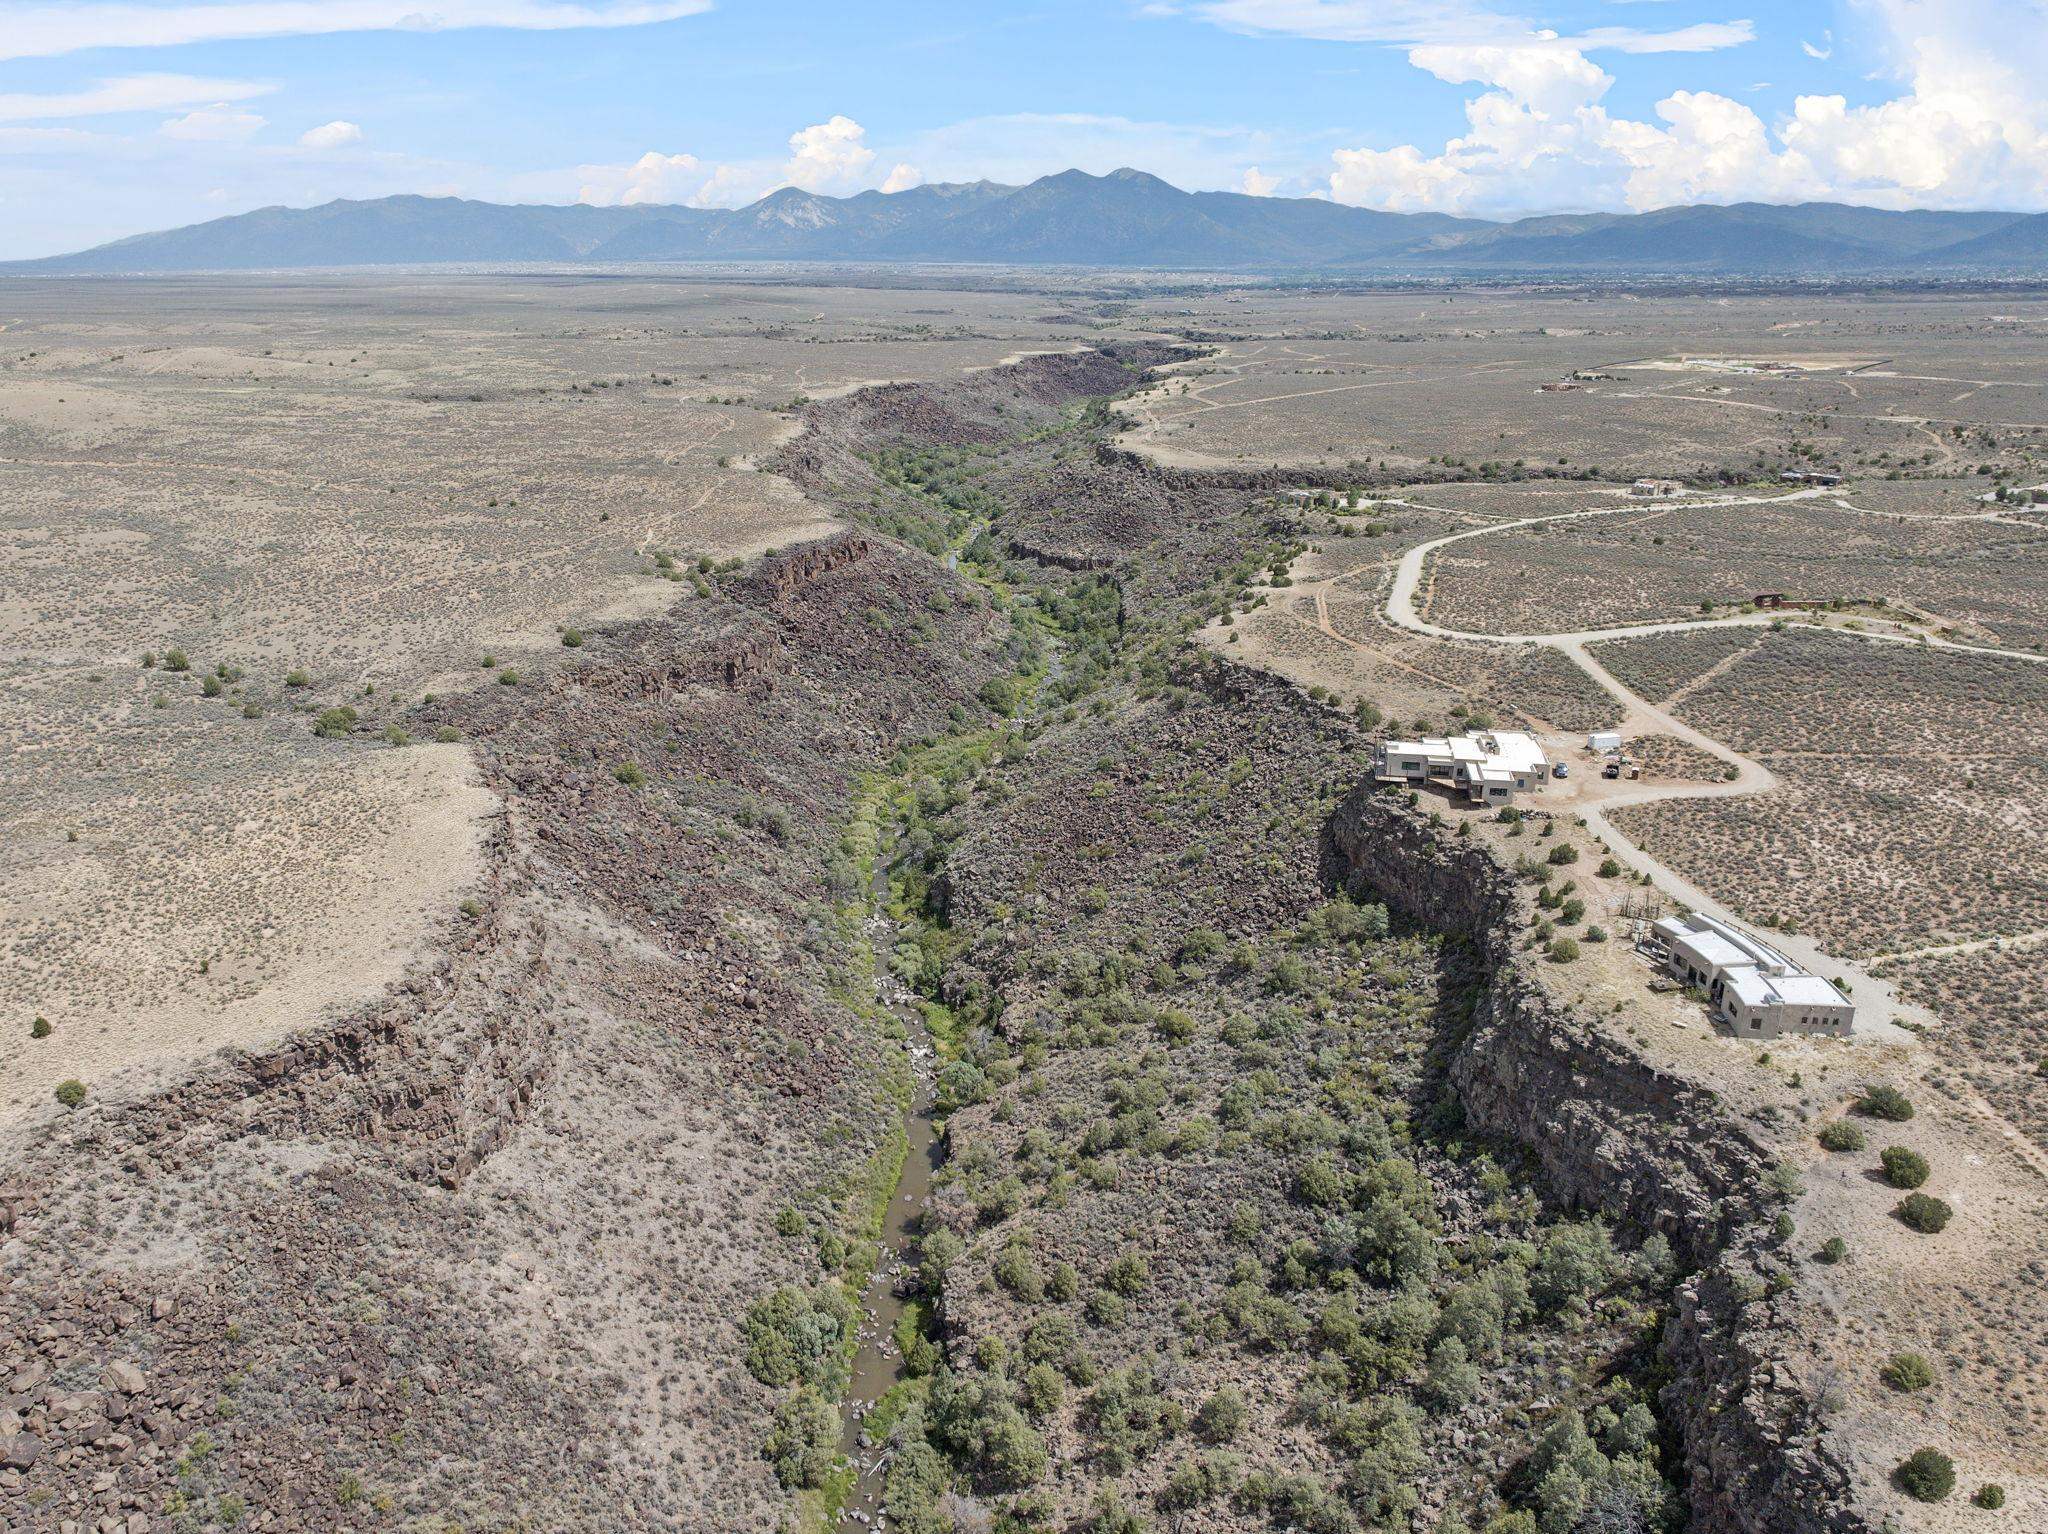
[{"x1": 833, "y1": 891, "x2": 945, "y2": 1528}]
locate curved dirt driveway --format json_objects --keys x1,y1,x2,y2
[{"x1": 1374, "y1": 485, "x2": 2048, "y2": 1041}]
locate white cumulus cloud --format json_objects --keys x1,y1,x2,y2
[
  {"x1": 881, "y1": 161, "x2": 924, "y2": 193},
  {"x1": 298, "y1": 120, "x2": 363, "y2": 149},
  {"x1": 1240, "y1": 165, "x2": 1281, "y2": 195},
  {"x1": 1324, "y1": 2, "x2": 2048, "y2": 216},
  {"x1": 159, "y1": 102, "x2": 266, "y2": 142},
  {"x1": 577, "y1": 149, "x2": 706, "y2": 206},
  {"x1": 783, "y1": 115, "x2": 875, "y2": 193}
]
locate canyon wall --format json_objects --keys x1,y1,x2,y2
[{"x1": 1328, "y1": 784, "x2": 1865, "y2": 1534}]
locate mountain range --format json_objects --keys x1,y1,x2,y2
[{"x1": 12, "y1": 168, "x2": 2048, "y2": 277}]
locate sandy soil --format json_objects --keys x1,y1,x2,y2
[
  {"x1": 0, "y1": 273, "x2": 1096, "y2": 1126},
  {"x1": 1, "y1": 741, "x2": 493, "y2": 1128}
]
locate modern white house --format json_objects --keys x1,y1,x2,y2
[
  {"x1": 1375, "y1": 729, "x2": 1552, "y2": 805},
  {"x1": 1587, "y1": 730, "x2": 1623, "y2": 753},
  {"x1": 1648, "y1": 913, "x2": 1854, "y2": 1038},
  {"x1": 1630, "y1": 478, "x2": 1685, "y2": 497}
]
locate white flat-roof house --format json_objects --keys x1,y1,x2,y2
[
  {"x1": 1650, "y1": 913, "x2": 1854, "y2": 1038},
  {"x1": 1376, "y1": 729, "x2": 1551, "y2": 805}
]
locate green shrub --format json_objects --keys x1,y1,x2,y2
[
  {"x1": 1880, "y1": 1146, "x2": 1929, "y2": 1189},
  {"x1": 31, "y1": 1016, "x2": 51, "y2": 1039},
  {"x1": 1974, "y1": 1484, "x2": 2005, "y2": 1509},
  {"x1": 313, "y1": 705, "x2": 357, "y2": 739},
  {"x1": 994, "y1": 1247, "x2": 1045, "y2": 1303},
  {"x1": 1895, "y1": 1448, "x2": 1954, "y2": 1502},
  {"x1": 163, "y1": 648, "x2": 190, "y2": 672},
  {"x1": 1533, "y1": 1220, "x2": 1618, "y2": 1311},
  {"x1": 284, "y1": 669, "x2": 311, "y2": 688},
  {"x1": 1423, "y1": 1336, "x2": 1480, "y2": 1411},
  {"x1": 1085, "y1": 1289, "x2": 1127, "y2": 1327},
  {"x1": 560, "y1": 628, "x2": 584, "y2": 647},
  {"x1": 1895, "y1": 1192, "x2": 1951, "y2": 1233},
  {"x1": 200, "y1": 674, "x2": 223, "y2": 697},
  {"x1": 1856, "y1": 1085, "x2": 1914, "y2": 1121},
  {"x1": 1546, "y1": 843, "x2": 1578, "y2": 866},
  {"x1": 497, "y1": 669, "x2": 519, "y2": 685},
  {"x1": 1817, "y1": 1120, "x2": 1865, "y2": 1152},
  {"x1": 1546, "y1": 937, "x2": 1580, "y2": 964},
  {"x1": 764, "y1": 1388, "x2": 838, "y2": 1489},
  {"x1": 741, "y1": 1286, "x2": 854, "y2": 1390},
  {"x1": 382, "y1": 724, "x2": 410, "y2": 747},
  {"x1": 435, "y1": 726, "x2": 460, "y2": 743},
  {"x1": 1018, "y1": 1362, "x2": 1064, "y2": 1418},
  {"x1": 1880, "y1": 1353, "x2": 1933, "y2": 1392},
  {"x1": 1193, "y1": 1386, "x2": 1246, "y2": 1443},
  {"x1": 1104, "y1": 1252, "x2": 1148, "y2": 1295},
  {"x1": 613, "y1": 761, "x2": 647, "y2": 787},
  {"x1": 54, "y1": 1079, "x2": 86, "y2": 1108},
  {"x1": 1816, "y1": 1236, "x2": 1847, "y2": 1264},
  {"x1": 979, "y1": 676, "x2": 1024, "y2": 716},
  {"x1": 930, "y1": 1368, "x2": 1048, "y2": 1489}
]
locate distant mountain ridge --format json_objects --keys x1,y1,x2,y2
[{"x1": 12, "y1": 167, "x2": 2048, "y2": 276}]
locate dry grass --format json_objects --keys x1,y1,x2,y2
[
  {"x1": 0, "y1": 274, "x2": 1097, "y2": 1119},
  {"x1": 1424, "y1": 498, "x2": 2048, "y2": 647},
  {"x1": 1609, "y1": 630, "x2": 2048, "y2": 958}
]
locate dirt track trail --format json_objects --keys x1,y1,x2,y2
[{"x1": 1354, "y1": 482, "x2": 2048, "y2": 1039}]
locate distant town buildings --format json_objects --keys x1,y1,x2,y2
[
  {"x1": 1779, "y1": 470, "x2": 1843, "y2": 485},
  {"x1": 1647, "y1": 913, "x2": 1855, "y2": 1038},
  {"x1": 1630, "y1": 478, "x2": 1684, "y2": 497},
  {"x1": 1376, "y1": 729, "x2": 1552, "y2": 805}
]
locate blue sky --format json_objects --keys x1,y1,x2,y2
[{"x1": 0, "y1": 0, "x2": 2043, "y2": 257}]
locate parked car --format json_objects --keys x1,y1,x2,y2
[
  {"x1": 1552, "y1": 762, "x2": 1568, "y2": 779},
  {"x1": 1602, "y1": 763, "x2": 1621, "y2": 779}
]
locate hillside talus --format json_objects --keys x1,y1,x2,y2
[
  {"x1": 1329, "y1": 786, "x2": 1864, "y2": 1534},
  {"x1": 0, "y1": 529, "x2": 1023, "y2": 1532}
]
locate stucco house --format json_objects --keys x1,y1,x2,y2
[
  {"x1": 1649, "y1": 913, "x2": 1854, "y2": 1038},
  {"x1": 1375, "y1": 729, "x2": 1552, "y2": 805}
]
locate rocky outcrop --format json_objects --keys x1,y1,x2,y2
[
  {"x1": 571, "y1": 622, "x2": 785, "y2": 701},
  {"x1": 1003, "y1": 535, "x2": 1119, "y2": 573},
  {"x1": 774, "y1": 344, "x2": 1191, "y2": 498},
  {"x1": 0, "y1": 825, "x2": 545, "y2": 1237},
  {"x1": 1328, "y1": 784, "x2": 1865, "y2": 1534},
  {"x1": 745, "y1": 533, "x2": 872, "y2": 602}
]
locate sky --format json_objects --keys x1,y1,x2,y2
[{"x1": 1, "y1": 0, "x2": 2045, "y2": 258}]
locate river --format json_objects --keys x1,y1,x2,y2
[{"x1": 832, "y1": 856, "x2": 944, "y2": 1529}]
